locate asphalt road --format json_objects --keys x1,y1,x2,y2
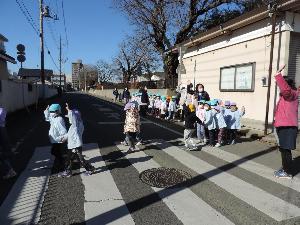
[{"x1": 0, "y1": 92, "x2": 300, "y2": 225}]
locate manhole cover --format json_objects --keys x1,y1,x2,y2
[{"x1": 139, "y1": 167, "x2": 192, "y2": 188}]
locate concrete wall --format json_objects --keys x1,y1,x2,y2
[
  {"x1": 180, "y1": 15, "x2": 293, "y2": 130},
  {"x1": 0, "y1": 80, "x2": 58, "y2": 113},
  {"x1": 89, "y1": 89, "x2": 176, "y2": 101}
]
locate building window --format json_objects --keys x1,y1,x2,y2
[{"x1": 220, "y1": 62, "x2": 255, "y2": 92}]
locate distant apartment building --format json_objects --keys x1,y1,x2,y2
[{"x1": 72, "y1": 59, "x2": 82, "y2": 90}]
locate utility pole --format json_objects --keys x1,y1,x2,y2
[
  {"x1": 264, "y1": 1, "x2": 277, "y2": 135},
  {"x1": 59, "y1": 36, "x2": 62, "y2": 88},
  {"x1": 40, "y1": 0, "x2": 45, "y2": 99}
]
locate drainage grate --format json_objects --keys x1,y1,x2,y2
[{"x1": 139, "y1": 167, "x2": 192, "y2": 188}]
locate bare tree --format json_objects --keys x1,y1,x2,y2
[
  {"x1": 96, "y1": 60, "x2": 117, "y2": 83},
  {"x1": 79, "y1": 64, "x2": 98, "y2": 90},
  {"x1": 114, "y1": 35, "x2": 159, "y2": 83},
  {"x1": 113, "y1": 0, "x2": 266, "y2": 87}
]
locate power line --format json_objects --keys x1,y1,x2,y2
[
  {"x1": 19, "y1": 0, "x2": 39, "y2": 31},
  {"x1": 15, "y1": 0, "x2": 39, "y2": 35},
  {"x1": 46, "y1": 21, "x2": 60, "y2": 50},
  {"x1": 61, "y1": 0, "x2": 69, "y2": 50}
]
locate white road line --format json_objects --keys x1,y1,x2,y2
[
  {"x1": 200, "y1": 146, "x2": 300, "y2": 192},
  {"x1": 116, "y1": 143, "x2": 234, "y2": 225},
  {"x1": 0, "y1": 146, "x2": 53, "y2": 225},
  {"x1": 154, "y1": 139, "x2": 300, "y2": 222},
  {"x1": 80, "y1": 143, "x2": 135, "y2": 225}
]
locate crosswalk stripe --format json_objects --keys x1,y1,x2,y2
[
  {"x1": 80, "y1": 143, "x2": 135, "y2": 225},
  {"x1": 0, "y1": 146, "x2": 53, "y2": 225},
  {"x1": 153, "y1": 139, "x2": 300, "y2": 222},
  {"x1": 116, "y1": 143, "x2": 235, "y2": 225},
  {"x1": 200, "y1": 145, "x2": 300, "y2": 192}
]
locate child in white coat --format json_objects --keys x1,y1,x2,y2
[
  {"x1": 213, "y1": 106, "x2": 227, "y2": 147},
  {"x1": 60, "y1": 103, "x2": 95, "y2": 177},
  {"x1": 226, "y1": 102, "x2": 245, "y2": 145}
]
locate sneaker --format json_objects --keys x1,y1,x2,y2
[
  {"x1": 187, "y1": 146, "x2": 198, "y2": 151},
  {"x1": 2, "y1": 169, "x2": 17, "y2": 180},
  {"x1": 127, "y1": 147, "x2": 135, "y2": 153},
  {"x1": 121, "y1": 141, "x2": 128, "y2": 146},
  {"x1": 215, "y1": 143, "x2": 221, "y2": 148},
  {"x1": 136, "y1": 141, "x2": 142, "y2": 146},
  {"x1": 58, "y1": 170, "x2": 72, "y2": 178},
  {"x1": 203, "y1": 138, "x2": 208, "y2": 143},
  {"x1": 84, "y1": 170, "x2": 93, "y2": 176},
  {"x1": 274, "y1": 169, "x2": 292, "y2": 179},
  {"x1": 230, "y1": 140, "x2": 236, "y2": 145}
]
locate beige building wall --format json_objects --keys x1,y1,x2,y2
[{"x1": 180, "y1": 16, "x2": 292, "y2": 129}]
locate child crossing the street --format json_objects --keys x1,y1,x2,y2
[
  {"x1": 59, "y1": 103, "x2": 95, "y2": 177},
  {"x1": 44, "y1": 104, "x2": 67, "y2": 173}
]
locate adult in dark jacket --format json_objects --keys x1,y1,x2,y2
[
  {"x1": 183, "y1": 103, "x2": 201, "y2": 150},
  {"x1": 113, "y1": 88, "x2": 119, "y2": 102},
  {"x1": 273, "y1": 65, "x2": 299, "y2": 179},
  {"x1": 195, "y1": 84, "x2": 210, "y2": 101},
  {"x1": 139, "y1": 87, "x2": 149, "y2": 117},
  {"x1": 122, "y1": 88, "x2": 130, "y2": 104}
]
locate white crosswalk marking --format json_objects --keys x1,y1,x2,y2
[
  {"x1": 80, "y1": 143, "x2": 135, "y2": 225},
  {"x1": 200, "y1": 145, "x2": 300, "y2": 192},
  {"x1": 153, "y1": 139, "x2": 300, "y2": 222},
  {"x1": 0, "y1": 146, "x2": 53, "y2": 225},
  {"x1": 116, "y1": 143, "x2": 235, "y2": 225}
]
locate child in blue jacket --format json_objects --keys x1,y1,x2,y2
[
  {"x1": 226, "y1": 102, "x2": 245, "y2": 145},
  {"x1": 213, "y1": 106, "x2": 227, "y2": 147},
  {"x1": 60, "y1": 104, "x2": 95, "y2": 177},
  {"x1": 203, "y1": 102, "x2": 217, "y2": 146},
  {"x1": 44, "y1": 104, "x2": 67, "y2": 172}
]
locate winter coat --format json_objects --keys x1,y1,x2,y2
[
  {"x1": 124, "y1": 110, "x2": 140, "y2": 133},
  {"x1": 154, "y1": 99, "x2": 162, "y2": 109},
  {"x1": 160, "y1": 101, "x2": 167, "y2": 114},
  {"x1": 122, "y1": 90, "x2": 130, "y2": 99},
  {"x1": 196, "y1": 107, "x2": 205, "y2": 122},
  {"x1": 183, "y1": 104, "x2": 201, "y2": 129},
  {"x1": 214, "y1": 111, "x2": 227, "y2": 129},
  {"x1": 63, "y1": 110, "x2": 84, "y2": 149},
  {"x1": 204, "y1": 110, "x2": 217, "y2": 130},
  {"x1": 0, "y1": 108, "x2": 7, "y2": 128},
  {"x1": 44, "y1": 109, "x2": 67, "y2": 144},
  {"x1": 140, "y1": 90, "x2": 149, "y2": 105},
  {"x1": 113, "y1": 90, "x2": 119, "y2": 96},
  {"x1": 197, "y1": 91, "x2": 210, "y2": 101},
  {"x1": 226, "y1": 109, "x2": 245, "y2": 129},
  {"x1": 274, "y1": 73, "x2": 299, "y2": 127},
  {"x1": 168, "y1": 101, "x2": 177, "y2": 112}
]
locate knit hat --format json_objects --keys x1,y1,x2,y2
[
  {"x1": 161, "y1": 96, "x2": 166, "y2": 101},
  {"x1": 230, "y1": 102, "x2": 237, "y2": 106},
  {"x1": 204, "y1": 101, "x2": 211, "y2": 106},
  {"x1": 49, "y1": 104, "x2": 61, "y2": 113},
  {"x1": 210, "y1": 100, "x2": 218, "y2": 106},
  {"x1": 188, "y1": 104, "x2": 196, "y2": 112},
  {"x1": 224, "y1": 101, "x2": 230, "y2": 106},
  {"x1": 124, "y1": 102, "x2": 133, "y2": 111},
  {"x1": 172, "y1": 96, "x2": 177, "y2": 99}
]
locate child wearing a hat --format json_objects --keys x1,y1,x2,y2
[
  {"x1": 213, "y1": 106, "x2": 227, "y2": 147},
  {"x1": 203, "y1": 101, "x2": 217, "y2": 147},
  {"x1": 60, "y1": 104, "x2": 95, "y2": 177},
  {"x1": 160, "y1": 96, "x2": 168, "y2": 119},
  {"x1": 196, "y1": 100, "x2": 207, "y2": 143},
  {"x1": 123, "y1": 102, "x2": 141, "y2": 153},
  {"x1": 226, "y1": 102, "x2": 245, "y2": 145},
  {"x1": 44, "y1": 104, "x2": 67, "y2": 173},
  {"x1": 167, "y1": 96, "x2": 177, "y2": 120},
  {"x1": 183, "y1": 103, "x2": 202, "y2": 150},
  {"x1": 154, "y1": 95, "x2": 162, "y2": 118}
]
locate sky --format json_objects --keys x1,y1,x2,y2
[{"x1": 0, "y1": 0, "x2": 133, "y2": 76}]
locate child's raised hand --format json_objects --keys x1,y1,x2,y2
[
  {"x1": 65, "y1": 103, "x2": 70, "y2": 111},
  {"x1": 241, "y1": 106, "x2": 245, "y2": 112},
  {"x1": 46, "y1": 105, "x2": 49, "y2": 111}
]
